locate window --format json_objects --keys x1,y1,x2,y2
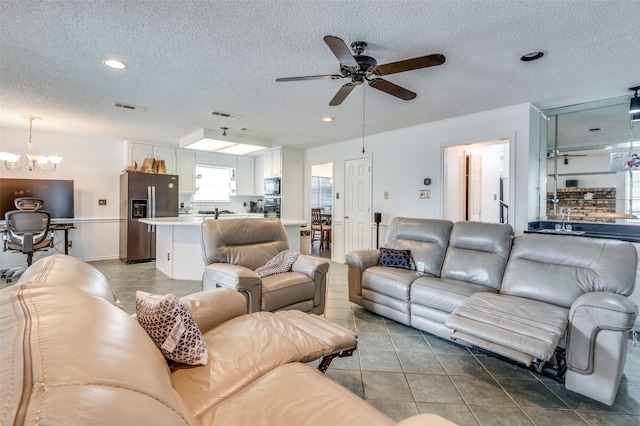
[
  {"x1": 194, "y1": 166, "x2": 231, "y2": 202},
  {"x1": 311, "y1": 176, "x2": 332, "y2": 212}
]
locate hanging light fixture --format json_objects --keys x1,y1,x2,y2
[
  {"x1": 221, "y1": 127, "x2": 228, "y2": 137},
  {"x1": 0, "y1": 116, "x2": 63, "y2": 173},
  {"x1": 630, "y1": 86, "x2": 640, "y2": 114}
]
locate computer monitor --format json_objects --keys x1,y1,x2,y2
[{"x1": 0, "y1": 178, "x2": 74, "y2": 219}]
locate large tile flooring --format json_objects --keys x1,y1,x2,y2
[{"x1": 10, "y1": 258, "x2": 640, "y2": 425}]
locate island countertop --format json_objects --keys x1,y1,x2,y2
[
  {"x1": 138, "y1": 216, "x2": 307, "y2": 280},
  {"x1": 139, "y1": 216, "x2": 307, "y2": 226}
]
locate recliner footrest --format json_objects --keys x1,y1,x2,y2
[{"x1": 273, "y1": 310, "x2": 358, "y2": 371}]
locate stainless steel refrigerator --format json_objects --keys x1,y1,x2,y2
[{"x1": 119, "y1": 172, "x2": 179, "y2": 263}]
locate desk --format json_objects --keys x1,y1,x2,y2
[{"x1": 51, "y1": 223, "x2": 76, "y2": 255}]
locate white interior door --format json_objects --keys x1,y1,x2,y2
[
  {"x1": 466, "y1": 152, "x2": 482, "y2": 221},
  {"x1": 344, "y1": 157, "x2": 371, "y2": 253}
]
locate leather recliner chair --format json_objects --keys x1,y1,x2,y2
[{"x1": 200, "y1": 218, "x2": 330, "y2": 314}]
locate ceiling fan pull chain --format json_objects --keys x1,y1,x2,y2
[{"x1": 362, "y1": 84, "x2": 366, "y2": 154}]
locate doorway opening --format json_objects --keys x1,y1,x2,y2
[
  {"x1": 444, "y1": 139, "x2": 510, "y2": 223},
  {"x1": 310, "y1": 162, "x2": 333, "y2": 259}
]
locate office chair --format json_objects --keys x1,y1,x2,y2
[{"x1": 2, "y1": 197, "x2": 54, "y2": 283}]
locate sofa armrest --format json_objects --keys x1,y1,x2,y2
[
  {"x1": 345, "y1": 249, "x2": 379, "y2": 305},
  {"x1": 292, "y1": 255, "x2": 330, "y2": 314},
  {"x1": 567, "y1": 292, "x2": 638, "y2": 373},
  {"x1": 180, "y1": 288, "x2": 247, "y2": 334},
  {"x1": 202, "y1": 263, "x2": 263, "y2": 313}
]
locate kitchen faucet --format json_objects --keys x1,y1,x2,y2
[{"x1": 559, "y1": 207, "x2": 572, "y2": 231}]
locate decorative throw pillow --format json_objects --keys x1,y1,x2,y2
[
  {"x1": 135, "y1": 291, "x2": 208, "y2": 365},
  {"x1": 378, "y1": 247, "x2": 413, "y2": 270},
  {"x1": 255, "y1": 250, "x2": 299, "y2": 278}
]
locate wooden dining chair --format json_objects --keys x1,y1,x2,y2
[{"x1": 311, "y1": 208, "x2": 324, "y2": 246}]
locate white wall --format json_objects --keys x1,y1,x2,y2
[
  {"x1": 305, "y1": 103, "x2": 537, "y2": 262},
  {"x1": 1, "y1": 127, "x2": 125, "y2": 267}
]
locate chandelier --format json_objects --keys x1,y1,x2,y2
[{"x1": 0, "y1": 116, "x2": 62, "y2": 173}]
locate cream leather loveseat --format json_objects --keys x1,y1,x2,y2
[
  {"x1": 1, "y1": 254, "x2": 456, "y2": 425},
  {"x1": 347, "y1": 217, "x2": 638, "y2": 406}
]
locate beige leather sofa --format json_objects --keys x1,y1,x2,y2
[
  {"x1": 200, "y1": 218, "x2": 329, "y2": 314},
  {"x1": 347, "y1": 217, "x2": 638, "y2": 406},
  {"x1": 1, "y1": 254, "x2": 456, "y2": 425}
]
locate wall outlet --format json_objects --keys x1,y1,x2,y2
[
  {"x1": 419, "y1": 190, "x2": 431, "y2": 199},
  {"x1": 98, "y1": 199, "x2": 107, "y2": 205},
  {"x1": 384, "y1": 191, "x2": 389, "y2": 199}
]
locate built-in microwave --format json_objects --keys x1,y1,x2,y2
[{"x1": 264, "y1": 177, "x2": 281, "y2": 196}]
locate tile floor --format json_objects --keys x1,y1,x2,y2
[{"x1": 9, "y1": 258, "x2": 639, "y2": 425}]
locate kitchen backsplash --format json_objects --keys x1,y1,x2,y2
[{"x1": 179, "y1": 195, "x2": 263, "y2": 214}]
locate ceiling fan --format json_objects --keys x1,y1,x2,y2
[{"x1": 276, "y1": 36, "x2": 446, "y2": 106}]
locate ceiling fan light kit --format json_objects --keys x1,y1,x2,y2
[{"x1": 276, "y1": 35, "x2": 445, "y2": 106}]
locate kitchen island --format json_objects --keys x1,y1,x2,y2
[{"x1": 139, "y1": 216, "x2": 307, "y2": 280}]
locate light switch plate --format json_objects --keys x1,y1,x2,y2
[{"x1": 384, "y1": 191, "x2": 389, "y2": 199}]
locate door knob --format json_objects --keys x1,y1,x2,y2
[{"x1": 344, "y1": 215, "x2": 349, "y2": 219}]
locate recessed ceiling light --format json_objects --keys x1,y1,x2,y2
[
  {"x1": 520, "y1": 51, "x2": 545, "y2": 62},
  {"x1": 322, "y1": 117, "x2": 334, "y2": 122},
  {"x1": 588, "y1": 127, "x2": 602, "y2": 132},
  {"x1": 103, "y1": 59, "x2": 128, "y2": 69}
]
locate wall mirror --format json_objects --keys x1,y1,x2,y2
[{"x1": 541, "y1": 95, "x2": 639, "y2": 225}]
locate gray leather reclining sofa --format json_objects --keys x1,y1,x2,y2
[{"x1": 346, "y1": 217, "x2": 638, "y2": 406}]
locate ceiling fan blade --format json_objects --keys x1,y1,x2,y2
[
  {"x1": 324, "y1": 36, "x2": 359, "y2": 68},
  {"x1": 375, "y1": 54, "x2": 446, "y2": 76},
  {"x1": 329, "y1": 83, "x2": 357, "y2": 106},
  {"x1": 276, "y1": 74, "x2": 342, "y2": 82},
  {"x1": 369, "y1": 79, "x2": 416, "y2": 101}
]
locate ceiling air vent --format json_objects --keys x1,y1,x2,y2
[
  {"x1": 210, "y1": 110, "x2": 241, "y2": 120},
  {"x1": 112, "y1": 102, "x2": 147, "y2": 112}
]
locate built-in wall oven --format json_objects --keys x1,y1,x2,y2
[
  {"x1": 264, "y1": 177, "x2": 281, "y2": 197},
  {"x1": 263, "y1": 197, "x2": 281, "y2": 218}
]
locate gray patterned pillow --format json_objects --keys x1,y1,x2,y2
[
  {"x1": 135, "y1": 291, "x2": 208, "y2": 365},
  {"x1": 255, "y1": 250, "x2": 299, "y2": 278}
]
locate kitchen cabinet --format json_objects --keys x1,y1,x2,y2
[
  {"x1": 216, "y1": 153, "x2": 237, "y2": 168},
  {"x1": 128, "y1": 142, "x2": 176, "y2": 174},
  {"x1": 254, "y1": 154, "x2": 264, "y2": 196},
  {"x1": 153, "y1": 146, "x2": 177, "y2": 174},
  {"x1": 195, "y1": 151, "x2": 218, "y2": 165},
  {"x1": 177, "y1": 149, "x2": 196, "y2": 194},
  {"x1": 263, "y1": 147, "x2": 281, "y2": 177},
  {"x1": 128, "y1": 142, "x2": 154, "y2": 169},
  {"x1": 236, "y1": 156, "x2": 255, "y2": 196}
]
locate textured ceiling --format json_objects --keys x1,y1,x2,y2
[{"x1": 1, "y1": 0, "x2": 639, "y2": 149}]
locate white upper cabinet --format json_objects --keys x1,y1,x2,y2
[
  {"x1": 128, "y1": 142, "x2": 154, "y2": 169},
  {"x1": 263, "y1": 147, "x2": 281, "y2": 177},
  {"x1": 195, "y1": 151, "x2": 218, "y2": 165},
  {"x1": 177, "y1": 149, "x2": 196, "y2": 194},
  {"x1": 216, "y1": 153, "x2": 237, "y2": 168},
  {"x1": 128, "y1": 142, "x2": 176, "y2": 174},
  {"x1": 153, "y1": 146, "x2": 177, "y2": 174},
  {"x1": 254, "y1": 154, "x2": 264, "y2": 196},
  {"x1": 236, "y1": 156, "x2": 255, "y2": 196}
]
